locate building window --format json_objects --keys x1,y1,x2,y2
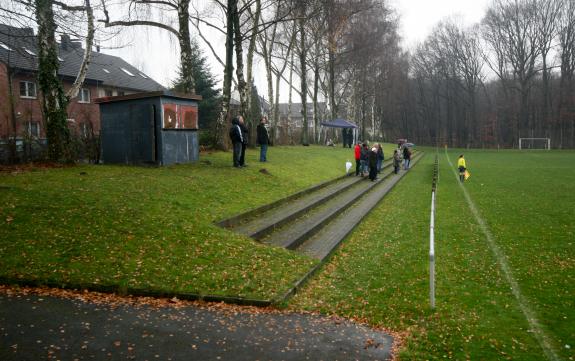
[
  {"x1": 120, "y1": 67, "x2": 135, "y2": 76},
  {"x1": 22, "y1": 47, "x2": 36, "y2": 56},
  {"x1": 19, "y1": 81, "x2": 37, "y2": 98},
  {"x1": 117, "y1": 91, "x2": 125, "y2": 96},
  {"x1": 0, "y1": 41, "x2": 13, "y2": 51},
  {"x1": 79, "y1": 88, "x2": 90, "y2": 103},
  {"x1": 26, "y1": 121, "x2": 40, "y2": 138},
  {"x1": 105, "y1": 89, "x2": 113, "y2": 97},
  {"x1": 80, "y1": 122, "x2": 92, "y2": 137}
]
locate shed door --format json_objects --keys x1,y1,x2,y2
[{"x1": 128, "y1": 104, "x2": 155, "y2": 164}]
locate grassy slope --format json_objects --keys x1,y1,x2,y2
[
  {"x1": 0, "y1": 145, "x2": 381, "y2": 300},
  {"x1": 290, "y1": 149, "x2": 574, "y2": 360}
]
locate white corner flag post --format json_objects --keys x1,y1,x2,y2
[{"x1": 430, "y1": 190, "x2": 436, "y2": 309}]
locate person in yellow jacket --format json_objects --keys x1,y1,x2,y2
[{"x1": 457, "y1": 154, "x2": 467, "y2": 182}]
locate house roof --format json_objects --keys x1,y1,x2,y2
[
  {"x1": 230, "y1": 88, "x2": 271, "y2": 113},
  {"x1": 320, "y1": 118, "x2": 358, "y2": 128},
  {"x1": 277, "y1": 102, "x2": 328, "y2": 118},
  {"x1": 0, "y1": 24, "x2": 165, "y2": 92}
]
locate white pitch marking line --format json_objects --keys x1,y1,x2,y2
[{"x1": 445, "y1": 150, "x2": 560, "y2": 361}]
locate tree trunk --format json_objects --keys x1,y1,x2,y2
[
  {"x1": 36, "y1": 0, "x2": 71, "y2": 162},
  {"x1": 328, "y1": 45, "x2": 336, "y2": 120},
  {"x1": 298, "y1": 2, "x2": 308, "y2": 146},
  {"x1": 313, "y1": 45, "x2": 320, "y2": 144},
  {"x1": 233, "y1": 2, "x2": 248, "y2": 120},
  {"x1": 288, "y1": 51, "x2": 294, "y2": 144},
  {"x1": 7, "y1": 67, "x2": 18, "y2": 163},
  {"x1": 262, "y1": 42, "x2": 274, "y2": 139},
  {"x1": 216, "y1": 0, "x2": 236, "y2": 150},
  {"x1": 245, "y1": 0, "x2": 261, "y2": 132},
  {"x1": 177, "y1": 0, "x2": 195, "y2": 94},
  {"x1": 274, "y1": 71, "x2": 281, "y2": 142},
  {"x1": 66, "y1": 0, "x2": 95, "y2": 99}
]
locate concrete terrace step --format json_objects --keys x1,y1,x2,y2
[
  {"x1": 297, "y1": 154, "x2": 423, "y2": 260},
  {"x1": 229, "y1": 159, "x2": 394, "y2": 240},
  {"x1": 231, "y1": 176, "x2": 362, "y2": 239},
  {"x1": 262, "y1": 167, "x2": 396, "y2": 250}
]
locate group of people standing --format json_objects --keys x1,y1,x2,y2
[
  {"x1": 354, "y1": 141, "x2": 413, "y2": 181},
  {"x1": 229, "y1": 116, "x2": 270, "y2": 167},
  {"x1": 354, "y1": 142, "x2": 385, "y2": 181}
]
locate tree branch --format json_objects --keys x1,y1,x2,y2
[
  {"x1": 99, "y1": 19, "x2": 179, "y2": 38},
  {"x1": 136, "y1": 0, "x2": 178, "y2": 10},
  {"x1": 52, "y1": 1, "x2": 86, "y2": 11}
]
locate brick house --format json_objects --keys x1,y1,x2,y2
[{"x1": 0, "y1": 24, "x2": 164, "y2": 146}]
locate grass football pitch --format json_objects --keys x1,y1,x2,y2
[{"x1": 291, "y1": 148, "x2": 574, "y2": 360}]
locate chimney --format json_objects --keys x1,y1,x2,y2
[
  {"x1": 96, "y1": 45, "x2": 100, "y2": 52},
  {"x1": 60, "y1": 34, "x2": 70, "y2": 50},
  {"x1": 70, "y1": 40, "x2": 82, "y2": 49}
]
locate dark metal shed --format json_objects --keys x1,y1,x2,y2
[{"x1": 95, "y1": 91, "x2": 202, "y2": 165}]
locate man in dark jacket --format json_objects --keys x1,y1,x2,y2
[
  {"x1": 360, "y1": 142, "x2": 369, "y2": 176},
  {"x1": 229, "y1": 116, "x2": 243, "y2": 168},
  {"x1": 368, "y1": 147, "x2": 378, "y2": 181},
  {"x1": 239, "y1": 116, "x2": 249, "y2": 167},
  {"x1": 403, "y1": 145, "x2": 411, "y2": 170},
  {"x1": 256, "y1": 116, "x2": 270, "y2": 162}
]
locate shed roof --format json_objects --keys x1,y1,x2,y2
[
  {"x1": 94, "y1": 91, "x2": 202, "y2": 104},
  {"x1": 0, "y1": 24, "x2": 165, "y2": 92}
]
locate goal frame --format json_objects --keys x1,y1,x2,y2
[{"x1": 518, "y1": 138, "x2": 551, "y2": 150}]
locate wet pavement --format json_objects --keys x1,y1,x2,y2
[{"x1": 0, "y1": 292, "x2": 393, "y2": 360}]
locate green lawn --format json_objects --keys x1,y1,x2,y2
[
  {"x1": 2, "y1": 145, "x2": 573, "y2": 360},
  {"x1": 290, "y1": 149, "x2": 575, "y2": 360},
  {"x1": 0, "y1": 145, "x2": 382, "y2": 300}
]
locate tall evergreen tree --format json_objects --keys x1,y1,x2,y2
[{"x1": 173, "y1": 39, "x2": 220, "y2": 143}]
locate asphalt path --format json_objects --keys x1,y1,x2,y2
[{"x1": 0, "y1": 292, "x2": 393, "y2": 360}]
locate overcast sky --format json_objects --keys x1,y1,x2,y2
[{"x1": 103, "y1": 0, "x2": 491, "y2": 102}]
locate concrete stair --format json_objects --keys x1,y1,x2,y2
[{"x1": 218, "y1": 153, "x2": 421, "y2": 261}]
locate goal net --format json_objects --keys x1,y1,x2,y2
[{"x1": 519, "y1": 138, "x2": 551, "y2": 150}]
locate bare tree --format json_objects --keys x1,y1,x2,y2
[
  {"x1": 534, "y1": 0, "x2": 562, "y2": 132},
  {"x1": 54, "y1": 0, "x2": 95, "y2": 99},
  {"x1": 35, "y1": 0, "x2": 71, "y2": 161},
  {"x1": 100, "y1": 0, "x2": 196, "y2": 94},
  {"x1": 482, "y1": 0, "x2": 542, "y2": 145},
  {"x1": 296, "y1": 0, "x2": 309, "y2": 145},
  {"x1": 557, "y1": 0, "x2": 575, "y2": 148}
]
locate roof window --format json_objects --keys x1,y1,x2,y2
[
  {"x1": 58, "y1": 56, "x2": 64, "y2": 61},
  {"x1": 22, "y1": 47, "x2": 36, "y2": 56},
  {"x1": 102, "y1": 68, "x2": 110, "y2": 74},
  {"x1": 0, "y1": 41, "x2": 13, "y2": 51},
  {"x1": 139, "y1": 72, "x2": 148, "y2": 79},
  {"x1": 120, "y1": 67, "x2": 135, "y2": 77}
]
